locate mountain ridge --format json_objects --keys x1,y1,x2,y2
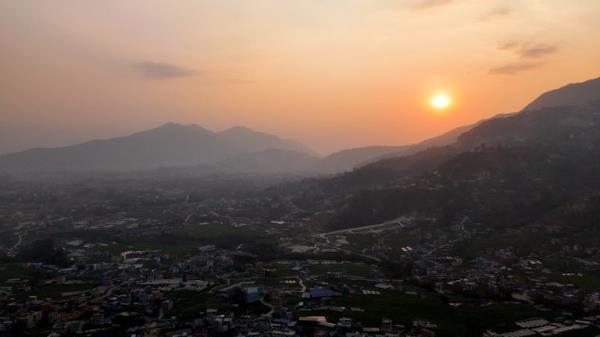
[
  {"x1": 523, "y1": 76, "x2": 600, "y2": 111},
  {"x1": 2, "y1": 76, "x2": 599, "y2": 176},
  {"x1": 305, "y1": 77, "x2": 600, "y2": 231},
  {"x1": 0, "y1": 123, "x2": 313, "y2": 173}
]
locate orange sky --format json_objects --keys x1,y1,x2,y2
[{"x1": 1, "y1": 0, "x2": 600, "y2": 154}]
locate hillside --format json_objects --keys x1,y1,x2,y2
[
  {"x1": 277, "y1": 77, "x2": 600, "y2": 235},
  {"x1": 523, "y1": 77, "x2": 600, "y2": 111},
  {"x1": 318, "y1": 124, "x2": 473, "y2": 173},
  {"x1": 217, "y1": 149, "x2": 320, "y2": 174},
  {"x1": 0, "y1": 123, "x2": 314, "y2": 173}
]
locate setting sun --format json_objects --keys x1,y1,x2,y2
[
  {"x1": 2, "y1": 1, "x2": 600, "y2": 335},
  {"x1": 430, "y1": 93, "x2": 452, "y2": 110}
]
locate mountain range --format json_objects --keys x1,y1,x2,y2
[
  {"x1": 523, "y1": 76, "x2": 600, "y2": 111},
  {"x1": 285, "y1": 76, "x2": 600, "y2": 237},
  {"x1": 0, "y1": 122, "x2": 470, "y2": 175},
  {"x1": 0, "y1": 124, "x2": 313, "y2": 173},
  {"x1": 0, "y1": 120, "x2": 467, "y2": 176},
  {"x1": 0, "y1": 77, "x2": 599, "y2": 176}
]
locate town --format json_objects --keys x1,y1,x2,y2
[
  {"x1": 1, "y1": 177, "x2": 599, "y2": 337},
  {"x1": 3, "y1": 1, "x2": 600, "y2": 336}
]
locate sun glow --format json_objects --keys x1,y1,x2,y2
[{"x1": 430, "y1": 93, "x2": 452, "y2": 110}]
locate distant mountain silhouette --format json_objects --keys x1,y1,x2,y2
[
  {"x1": 320, "y1": 100, "x2": 600, "y2": 230},
  {"x1": 219, "y1": 126, "x2": 316, "y2": 156},
  {"x1": 3, "y1": 77, "x2": 598, "y2": 176},
  {"x1": 218, "y1": 149, "x2": 320, "y2": 174},
  {"x1": 524, "y1": 77, "x2": 600, "y2": 111},
  {"x1": 341, "y1": 77, "x2": 600, "y2": 186},
  {"x1": 318, "y1": 124, "x2": 473, "y2": 173},
  {"x1": 338, "y1": 77, "x2": 600, "y2": 180},
  {"x1": 0, "y1": 123, "x2": 314, "y2": 173},
  {"x1": 0, "y1": 121, "x2": 476, "y2": 175},
  {"x1": 295, "y1": 77, "x2": 600, "y2": 232}
]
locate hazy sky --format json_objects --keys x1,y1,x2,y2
[{"x1": 1, "y1": 0, "x2": 600, "y2": 155}]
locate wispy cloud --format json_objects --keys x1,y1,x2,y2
[
  {"x1": 490, "y1": 62, "x2": 543, "y2": 75},
  {"x1": 517, "y1": 44, "x2": 558, "y2": 59},
  {"x1": 497, "y1": 40, "x2": 520, "y2": 51},
  {"x1": 497, "y1": 41, "x2": 559, "y2": 59},
  {"x1": 490, "y1": 40, "x2": 559, "y2": 75},
  {"x1": 412, "y1": 0, "x2": 453, "y2": 10},
  {"x1": 480, "y1": 7, "x2": 512, "y2": 21},
  {"x1": 131, "y1": 61, "x2": 195, "y2": 79}
]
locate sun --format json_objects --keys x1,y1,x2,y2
[{"x1": 430, "y1": 93, "x2": 452, "y2": 110}]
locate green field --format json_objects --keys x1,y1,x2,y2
[
  {"x1": 99, "y1": 241, "x2": 199, "y2": 256},
  {"x1": 184, "y1": 223, "x2": 277, "y2": 257},
  {"x1": 17, "y1": 283, "x2": 98, "y2": 300},
  {"x1": 554, "y1": 272, "x2": 600, "y2": 292},
  {"x1": 267, "y1": 263, "x2": 299, "y2": 278},
  {"x1": 451, "y1": 230, "x2": 544, "y2": 259},
  {"x1": 307, "y1": 262, "x2": 372, "y2": 278},
  {"x1": 308, "y1": 289, "x2": 554, "y2": 337},
  {"x1": 168, "y1": 291, "x2": 233, "y2": 315},
  {"x1": 0, "y1": 263, "x2": 28, "y2": 285},
  {"x1": 344, "y1": 234, "x2": 377, "y2": 252},
  {"x1": 183, "y1": 223, "x2": 263, "y2": 241},
  {"x1": 345, "y1": 230, "x2": 426, "y2": 258},
  {"x1": 96, "y1": 223, "x2": 270, "y2": 257},
  {"x1": 529, "y1": 270, "x2": 600, "y2": 293},
  {"x1": 167, "y1": 290, "x2": 270, "y2": 317}
]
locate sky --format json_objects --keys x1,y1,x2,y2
[{"x1": 1, "y1": 0, "x2": 600, "y2": 155}]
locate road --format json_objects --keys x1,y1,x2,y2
[
  {"x1": 91, "y1": 281, "x2": 127, "y2": 304},
  {"x1": 298, "y1": 278, "x2": 306, "y2": 293},
  {"x1": 260, "y1": 295, "x2": 273, "y2": 317},
  {"x1": 7, "y1": 233, "x2": 23, "y2": 257},
  {"x1": 319, "y1": 217, "x2": 408, "y2": 237}
]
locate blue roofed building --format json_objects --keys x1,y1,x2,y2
[
  {"x1": 309, "y1": 287, "x2": 341, "y2": 299},
  {"x1": 243, "y1": 285, "x2": 266, "y2": 303}
]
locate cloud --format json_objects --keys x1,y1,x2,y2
[
  {"x1": 412, "y1": 0, "x2": 453, "y2": 10},
  {"x1": 492, "y1": 40, "x2": 558, "y2": 74},
  {"x1": 480, "y1": 7, "x2": 512, "y2": 21},
  {"x1": 489, "y1": 62, "x2": 543, "y2": 75},
  {"x1": 517, "y1": 44, "x2": 558, "y2": 59},
  {"x1": 497, "y1": 41, "x2": 559, "y2": 59},
  {"x1": 497, "y1": 40, "x2": 520, "y2": 51},
  {"x1": 131, "y1": 61, "x2": 195, "y2": 79}
]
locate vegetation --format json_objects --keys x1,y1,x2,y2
[
  {"x1": 17, "y1": 283, "x2": 98, "y2": 300},
  {"x1": 308, "y1": 262, "x2": 372, "y2": 278},
  {"x1": 0, "y1": 263, "x2": 27, "y2": 284},
  {"x1": 167, "y1": 290, "x2": 270, "y2": 318},
  {"x1": 312, "y1": 289, "x2": 554, "y2": 337}
]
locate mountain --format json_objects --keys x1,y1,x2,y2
[
  {"x1": 0, "y1": 123, "x2": 315, "y2": 173},
  {"x1": 0, "y1": 120, "x2": 485, "y2": 176},
  {"x1": 338, "y1": 103, "x2": 599, "y2": 191},
  {"x1": 0, "y1": 120, "x2": 471, "y2": 175},
  {"x1": 277, "y1": 77, "x2": 600, "y2": 233},
  {"x1": 339, "y1": 77, "x2": 600, "y2": 184},
  {"x1": 219, "y1": 126, "x2": 316, "y2": 156},
  {"x1": 319, "y1": 146, "x2": 407, "y2": 173},
  {"x1": 523, "y1": 77, "x2": 600, "y2": 111},
  {"x1": 218, "y1": 149, "x2": 320, "y2": 174},
  {"x1": 318, "y1": 124, "x2": 473, "y2": 173},
  {"x1": 3, "y1": 77, "x2": 598, "y2": 176},
  {"x1": 322, "y1": 101, "x2": 600, "y2": 231}
]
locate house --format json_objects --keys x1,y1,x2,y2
[
  {"x1": 243, "y1": 286, "x2": 266, "y2": 303},
  {"x1": 309, "y1": 287, "x2": 340, "y2": 299}
]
